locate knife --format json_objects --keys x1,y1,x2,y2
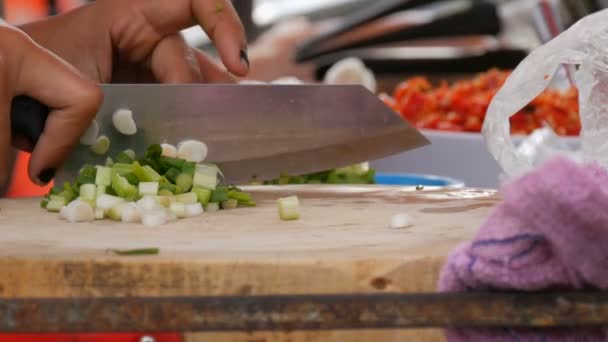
[{"x1": 11, "y1": 84, "x2": 429, "y2": 185}]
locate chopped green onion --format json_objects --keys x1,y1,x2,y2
[
  {"x1": 124, "y1": 149, "x2": 136, "y2": 160},
  {"x1": 40, "y1": 198, "x2": 49, "y2": 209},
  {"x1": 181, "y1": 161, "x2": 196, "y2": 175},
  {"x1": 170, "y1": 202, "x2": 186, "y2": 218},
  {"x1": 228, "y1": 190, "x2": 252, "y2": 203},
  {"x1": 158, "y1": 189, "x2": 173, "y2": 197},
  {"x1": 210, "y1": 185, "x2": 229, "y2": 203},
  {"x1": 238, "y1": 200, "x2": 257, "y2": 207},
  {"x1": 96, "y1": 185, "x2": 107, "y2": 198},
  {"x1": 132, "y1": 161, "x2": 162, "y2": 182},
  {"x1": 164, "y1": 167, "x2": 181, "y2": 184},
  {"x1": 95, "y1": 166, "x2": 112, "y2": 186},
  {"x1": 106, "y1": 202, "x2": 127, "y2": 221},
  {"x1": 161, "y1": 157, "x2": 185, "y2": 170},
  {"x1": 175, "y1": 173, "x2": 193, "y2": 194},
  {"x1": 138, "y1": 182, "x2": 159, "y2": 196},
  {"x1": 146, "y1": 144, "x2": 163, "y2": 159},
  {"x1": 105, "y1": 157, "x2": 114, "y2": 167},
  {"x1": 111, "y1": 172, "x2": 138, "y2": 201},
  {"x1": 96, "y1": 194, "x2": 125, "y2": 210},
  {"x1": 193, "y1": 164, "x2": 218, "y2": 190},
  {"x1": 191, "y1": 187, "x2": 212, "y2": 206},
  {"x1": 108, "y1": 248, "x2": 160, "y2": 256},
  {"x1": 79, "y1": 184, "x2": 97, "y2": 203},
  {"x1": 206, "y1": 202, "x2": 220, "y2": 212},
  {"x1": 221, "y1": 199, "x2": 238, "y2": 210},
  {"x1": 50, "y1": 195, "x2": 69, "y2": 205},
  {"x1": 125, "y1": 173, "x2": 140, "y2": 186},
  {"x1": 112, "y1": 163, "x2": 134, "y2": 176},
  {"x1": 95, "y1": 208, "x2": 105, "y2": 220},
  {"x1": 115, "y1": 151, "x2": 134, "y2": 164},
  {"x1": 174, "y1": 192, "x2": 198, "y2": 204},
  {"x1": 154, "y1": 195, "x2": 171, "y2": 208},
  {"x1": 46, "y1": 199, "x2": 66, "y2": 212},
  {"x1": 277, "y1": 196, "x2": 300, "y2": 221},
  {"x1": 159, "y1": 182, "x2": 177, "y2": 194},
  {"x1": 91, "y1": 135, "x2": 110, "y2": 155}
]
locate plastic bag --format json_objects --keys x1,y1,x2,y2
[{"x1": 483, "y1": 9, "x2": 608, "y2": 179}]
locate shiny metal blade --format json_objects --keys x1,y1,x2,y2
[{"x1": 56, "y1": 84, "x2": 428, "y2": 184}]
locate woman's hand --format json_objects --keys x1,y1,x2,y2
[
  {"x1": 0, "y1": 25, "x2": 101, "y2": 186},
  {"x1": 19, "y1": 0, "x2": 249, "y2": 83}
]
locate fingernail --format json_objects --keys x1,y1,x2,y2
[
  {"x1": 38, "y1": 168, "x2": 56, "y2": 184},
  {"x1": 240, "y1": 49, "x2": 249, "y2": 69}
]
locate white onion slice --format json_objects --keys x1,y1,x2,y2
[
  {"x1": 177, "y1": 140, "x2": 208, "y2": 163},
  {"x1": 112, "y1": 108, "x2": 137, "y2": 135}
]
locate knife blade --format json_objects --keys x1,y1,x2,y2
[{"x1": 11, "y1": 84, "x2": 429, "y2": 185}]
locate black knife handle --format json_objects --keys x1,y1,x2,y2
[{"x1": 10, "y1": 95, "x2": 50, "y2": 150}]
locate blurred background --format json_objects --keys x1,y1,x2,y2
[{"x1": 1, "y1": 0, "x2": 605, "y2": 192}]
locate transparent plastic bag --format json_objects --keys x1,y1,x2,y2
[{"x1": 483, "y1": 9, "x2": 608, "y2": 179}]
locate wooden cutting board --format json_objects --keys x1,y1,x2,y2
[{"x1": 0, "y1": 185, "x2": 500, "y2": 341}]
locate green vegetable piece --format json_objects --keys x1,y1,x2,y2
[
  {"x1": 158, "y1": 189, "x2": 174, "y2": 197},
  {"x1": 175, "y1": 173, "x2": 193, "y2": 194},
  {"x1": 79, "y1": 184, "x2": 97, "y2": 202},
  {"x1": 174, "y1": 192, "x2": 198, "y2": 204},
  {"x1": 105, "y1": 157, "x2": 114, "y2": 167},
  {"x1": 124, "y1": 149, "x2": 136, "y2": 160},
  {"x1": 160, "y1": 156, "x2": 185, "y2": 170},
  {"x1": 108, "y1": 248, "x2": 160, "y2": 256},
  {"x1": 159, "y1": 182, "x2": 177, "y2": 194},
  {"x1": 146, "y1": 144, "x2": 163, "y2": 159},
  {"x1": 91, "y1": 135, "x2": 110, "y2": 155},
  {"x1": 95, "y1": 166, "x2": 112, "y2": 186},
  {"x1": 191, "y1": 187, "x2": 212, "y2": 206},
  {"x1": 278, "y1": 196, "x2": 300, "y2": 221},
  {"x1": 210, "y1": 185, "x2": 229, "y2": 203},
  {"x1": 206, "y1": 202, "x2": 220, "y2": 212},
  {"x1": 111, "y1": 171, "x2": 138, "y2": 201},
  {"x1": 221, "y1": 199, "x2": 238, "y2": 210},
  {"x1": 40, "y1": 198, "x2": 49, "y2": 209},
  {"x1": 228, "y1": 190, "x2": 252, "y2": 203},
  {"x1": 193, "y1": 164, "x2": 218, "y2": 190},
  {"x1": 181, "y1": 161, "x2": 196, "y2": 175},
  {"x1": 164, "y1": 168, "x2": 181, "y2": 184},
  {"x1": 125, "y1": 173, "x2": 140, "y2": 186},
  {"x1": 46, "y1": 199, "x2": 66, "y2": 212},
  {"x1": 238, "y1": 200, "x2": 257, "y2": 207},
  {"x1": 133, "y1": 161, "x2": 162, "y2": 182},
  {"x1": 115, "y1": 151, "x2": 135, "y2": 164}
]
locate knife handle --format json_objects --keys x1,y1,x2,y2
[{"x1": 10, "y1": 95, "x2": 50, "y2": 151}]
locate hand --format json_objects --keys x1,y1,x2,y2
[
  {"x1": 19, "y1": 0, "x2": 249, "y2": 84},
  {"x1": 0, "y1": 25, "x2": 101, "y2": 186}
]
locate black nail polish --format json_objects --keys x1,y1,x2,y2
[
  {"x1": 240, "y1": 49, "x2": 249, "y2": 67},
  {"x1": 38, "y1": 168, "x2": 56, "y2": 184}
]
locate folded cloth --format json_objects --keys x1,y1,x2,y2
[{"x1": 438, "y1": 157, "x2": 608, "y2": 341}]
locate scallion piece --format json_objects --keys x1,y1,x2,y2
[
  {"x1": 210, "y1": 185, "x2": 229, "y2": 203},
  {"x1": 170, "y1": 202, "x2": 186, "y2": 218},
  {"x1": 221, "y1": 199, "x2": 238, "y2": 210},
  {"x1": 95, "y1": 166, "x2": 112, "y2": 186},
  {"x1": 96, "y1": 185, "x2": 107, "y2": 198},
  {"x1": 108, "y1": 248, "x2": 160, "y2": 256},
  {"x1": 206, "y1": 202, "x2": 220, "y2": 212},
  {"x1": 91, "y1": 135, "x2": 110, "y2": 155},
  {"x1": 158, "y1": 189, "x2": 173, "y2": 197},
  {"x1": 79, "y1": 184, "x2": 97, "y2": 203},
  {"x1": 133, "y1": 161, "x2": 162, "y2": 182},
  {"x1": 111, "y1": 172, "x2": 138, "y2": 201},
  {"x1": 193, "y1": 164, "x2": 218, "y2": 190},
  {"x1": 125, "y1": 173, "x2": 140, "y2": 186},
  {"x1": 175, "y1": 173, "x2": 193, "y2": 194},
  {"x1": 46, "y1": 199, "x2": 66, "y2": 213},
  {"x1": 174, "y1": 192, "x2": 198, "y2": 204},
  {"x1": 228, "y1": 190, "x2": 252, "y2": 203},
  {"x1": 191, "y1": 187, "x2": 212, "y2": 206},
  {"x1": 277, "y1": 196, "x2": 300, "y2": 221},
  {"x1": 138, "y1": 182, "x2": 159, "y2": 196},
  {"x1": 181, "y1": 161, "x2": 196, "y2": 175},
  {"x1": 164, "y1": 167, "x2": 181, "y2": 184},
  {"x1": 159, "y1": 183, "x2": 177, "y2": 194}
]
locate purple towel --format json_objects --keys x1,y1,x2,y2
[{"x1": 438, "y1": 157, "x2": 608, "y2": 341}]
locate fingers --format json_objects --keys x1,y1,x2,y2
[
  {"x1": 193, "y1": 49, "x2": 237, "y2": 83},
  {"x1": 149, "y1": 34, "x2": 203, "y2": 83},
  {"x1": 138, "y1": 0, "x2": 249, "y2": 77},
  {"x1": 14, "y1": 34, "x2": 102, "y2": 185}
]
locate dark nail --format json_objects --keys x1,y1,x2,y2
[
  {"x1": 38, "y1": 168, "x2": 56, "y2": 184},
  {"x1": 240, "y1": 49, "x2": 249, "y2": 68}
]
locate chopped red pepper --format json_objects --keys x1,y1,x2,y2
[{"x1": 381, "y1": 69, "x2": 580, "y2": 136}]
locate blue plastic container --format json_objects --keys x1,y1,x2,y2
[{"x1": 374, "y1": 172, "x2": 464, "y2": 187}]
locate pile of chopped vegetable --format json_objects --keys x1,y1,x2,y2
[
  {"x1": 40, "y1": 144, "x2": 255, "y2": 227},
  {"x1": 264, "y1": 163, "x2": 375, "y2": 185},
  {"x1": 380, "y1": 69, "x2": 580, "y2": 136}
]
